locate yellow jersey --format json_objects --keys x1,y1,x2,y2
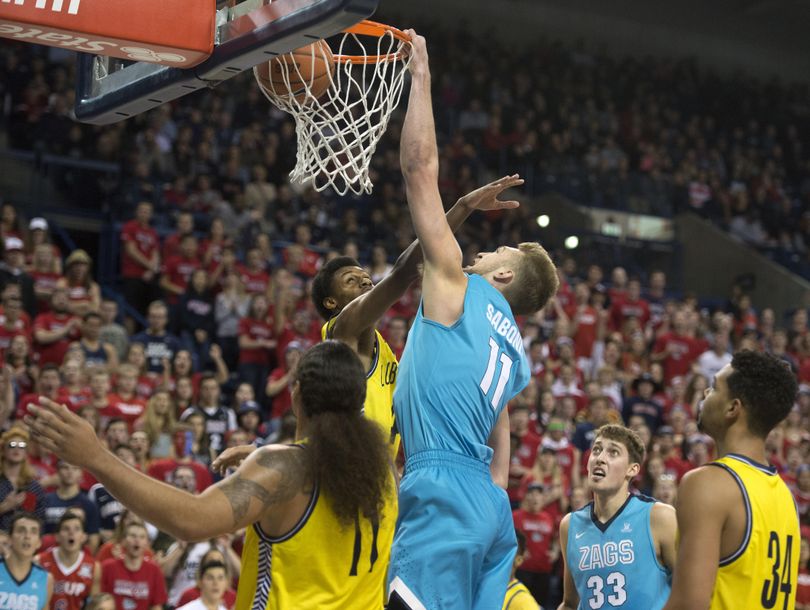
[
  {"x1": 709, "y1": 453, "x2": 800, "y2": 610},
  {"x1": 502, "y1": 578, "x2": 540, "y2": 610},
  {"x1": 321, "y1": 320, "x2": 401, "y2": 459},
  {"x1": 235, "y1": 449, "x2": 397, "y2": 609}
]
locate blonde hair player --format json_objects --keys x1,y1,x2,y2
[{"x1": 387, "y1": 30, "x2": 559, "y2": 610}]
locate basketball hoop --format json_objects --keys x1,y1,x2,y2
[{"x1": 255, "y1": 20, "x2": 412, "y2": 196}]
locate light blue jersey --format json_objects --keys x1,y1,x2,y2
[
  {"x1": 388, "y1": 274, "x2": 530, "y2": 610},
  {"x1": 567, "y1": 495, "x2": 671, "y2": 610},
  {"x1": 393, "y1": 273, "x2": 530, "y2": 461},
  {"x1": 0, "y1": 560, "x2": 49, "y2": 610}
]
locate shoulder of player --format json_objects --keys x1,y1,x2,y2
[
  {"x1": 559, "y1": 512, "x2": 572, "y2": 539},
  {"x1": 678, "y1": 464, "x2": 740, "y2": 508},
  {"x1": 249, "y1": 444, "x2": 309, "y2": 478},
  {"x1": 650, "y1": 501, "x2": 677, "y2": 532}
]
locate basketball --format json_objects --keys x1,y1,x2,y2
[{"x1": 255, "y1": 40, "x2": 335, "y2": 104}]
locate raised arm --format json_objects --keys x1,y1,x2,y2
[
  {"x1": 332, "y1": 176, "x2": 522, "y2": 341},
  {"x1": 27, "y1": 397, "x2": 308, "y2": 541},
  {"x1": 400, "y1": 31, "x2": 466, "y2": 325}
]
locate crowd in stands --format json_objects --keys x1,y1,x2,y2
[
  {"x1": 3, "y1": 18, "x2": 810, "y2": 275},
  {"x1": 0, "y1": 194, "x2": 807, "y2": 606},
  {"x1": 1, "y1": 16, "x2": 810, "y2": 610}
]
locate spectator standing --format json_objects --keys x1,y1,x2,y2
[
  {"x1": 159, "y1": 234, "x2": 200, "y2": 310},
  {"x1": 131, "y1": 301, "x2": 180, "y2": 374},
  {"x1": 98, "y1": 299, "x2": 129, "y2": 362},
  {"x1": 38, "y1": 511, "x2": 100, "y2": 610},
  {"x1": 0, "y1": 427, "x2": 47, "y2": 531},
  {"x1": 0, "y1": 237, "x2": 36, "y2": 318},
  {"x1": 33, "y1": 287, "x2": 80, "y2": 366},
  {"x1": 623, "y1": 373, "x2": 665, "y2": 433},
  {"x1": 237, "y1": 294, "x2": 276, "y2": 406},
  {"x1": 43, "y1": 461, "x2": 101, "y2": 552},
  {"x1": 696, "y1": 331, "x2": 733, "y2": 382},
  {"x1": 177, "y1": 269, "x2": 215, "y2": 370},
  {"x1": 71, "y1": 312, "x2": 118, "y2": 370},
  {"x1": 101, "y1": 522, "x2": 166, "y2": 610},
  {"x1": 120, "y1": 202, "x2": 160, "y2": 328},
  {"x1": 214, "y1": 271, "x2": 249, "y2": 370},
  {"x1": 512, "y1": 483, "x2": 558, "y2": 607},
  {"x1": 180, "y1": 375, "x2": 236, "y2": 456},
  {"x1": 56, "y1": 250, "x2": 100, "y2": 316},
  {"x1": 652, "y1": 310, "x2": 704, "y2": 383}
]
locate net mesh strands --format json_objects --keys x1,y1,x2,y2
[{"x1": 255, "y1": 22, "x2": 412, "y2": 195}]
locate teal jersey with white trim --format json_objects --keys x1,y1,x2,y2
[
  {"x1": 393, "y1": 274, "x2": 530, "y2": 462},
  {"x1": 567, "y1": 495, "x2": 671, "y2": 610}
]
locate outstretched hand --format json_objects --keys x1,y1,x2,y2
[
  {"x1": 458, "y1": 174, "x2": 523, "y2": 212},
  {"x1": 25, "y1": 397, "x2": 105, "y2": 468}
]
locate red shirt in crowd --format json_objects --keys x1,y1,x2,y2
[
  {"x1": 109, "y1": 394, "x2": 148, "y2": 430},
  {"x1": 513, "y1": 428, "x2": 542, "y2": 470},
  {"x1": 176, "y1": 586, "x2": 237, "y2": 609},
  {"x1": 652, "y1": 332, "x2": 703, "y2": 383},
  {"x1": 238, "y1": 316, "x2": 276, "y2": 367},
  {"x1": 266, "y1": 367, "x2": 293, "y2": 419},
  {"x1": 147, "y1": 459, "x2": 213, "y2": 492},
  {"x1": 101, "y1": 557, "x2": 167, "y2": 610},
  {"x1": 30, "y1": 270, "x2": 62, "y2": 312},
  {"x1": 572, "y1": 305, "x2": 599, "y2": 358},
  {"x1": 512, "y1": 508, "x2": 557, "y2": 574},
  {"x1": 34, "y1": 311, "x2": 80, "y2": 365},
  {"x1": 57, "y1": 386, "x2": 92, "y2": 412},
  {"x1": 237, "y1": 265, "x2": 271, "y2": 295},
  {"x1": 797, "y1": 567, "x2": 810, "y2": 608},
  {"x1": 121, "y1": 220, "x2": 159, "y2": 279},
  {"x1": 610, "y1": 297, "x2": 650, "y2": 332},
  {"x1": 38, "y1": 547, "x2": 97, "y2": 610},
  {"x1": 161, "y1": 255, "x2": 200, "y2": 304}
]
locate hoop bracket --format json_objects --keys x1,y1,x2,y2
[{"x1": 73, "y1": 0, "x2": 378, "y2": 125}]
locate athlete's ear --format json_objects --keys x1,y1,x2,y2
[
  {"x1": 323, "y1": 296, "x2": 337, "y2": 313},
  {"x1": 626, "y1": 462, "x2": 641, "y2": 480},
  {"x1": 492, "y1": 269, "x2": 514, "y2": 286},
  {"x1": 726, "y1": 397, "x2": 743, "y2": 422}
]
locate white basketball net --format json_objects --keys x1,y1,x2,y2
[{"x1": 255, "y1": 26, "x2": 412, "y2": 196}]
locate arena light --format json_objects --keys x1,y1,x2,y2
[
  {"x1": 536, "y1": 214, "x2": 550, "y2": 228},
  {"x1": 564, "y1": 235, "x2": 579, "y2": 250}
]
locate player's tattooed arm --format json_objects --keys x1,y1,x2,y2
[{"x1": 218, "y1": 447, "x2": 309, "y2": 528}]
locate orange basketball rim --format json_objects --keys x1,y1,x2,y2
[{"x1": 337, "y1": 20, "x2": 411, "y2": 64}]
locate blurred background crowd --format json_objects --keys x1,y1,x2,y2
[{"x1": 0, "y1": 9, "x2": 809, "y2": 610}]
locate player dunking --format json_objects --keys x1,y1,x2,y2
[
  {"x1": 664, "y1": 350, "x2": 800, "y2": 609},
  {"x1": 558, "y1": 425, "x2": 677, "y2": 610},
  {"x1": 29, "y1": 341, "x2": 395, "y2": 609},
  {"x1": 310, "y1": 174, "x2": 525, "y2": 460},
  {"x1": 387, "y1": 31, "x2": 559, "y2": 610}
]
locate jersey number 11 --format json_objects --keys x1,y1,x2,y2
[{"x1": 480, "y1": 337, "x2": 514, "y2": 411}]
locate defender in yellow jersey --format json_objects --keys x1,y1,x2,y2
[
  {"x1": 28, "y1": 342, "x2": 394, "y2": 610},
  {"x1": 310, "y1": 175, "x2": 529, "y2": 459},
  {"x1": 664, "y1": 350, "x2": 800, "y2": 610}
]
